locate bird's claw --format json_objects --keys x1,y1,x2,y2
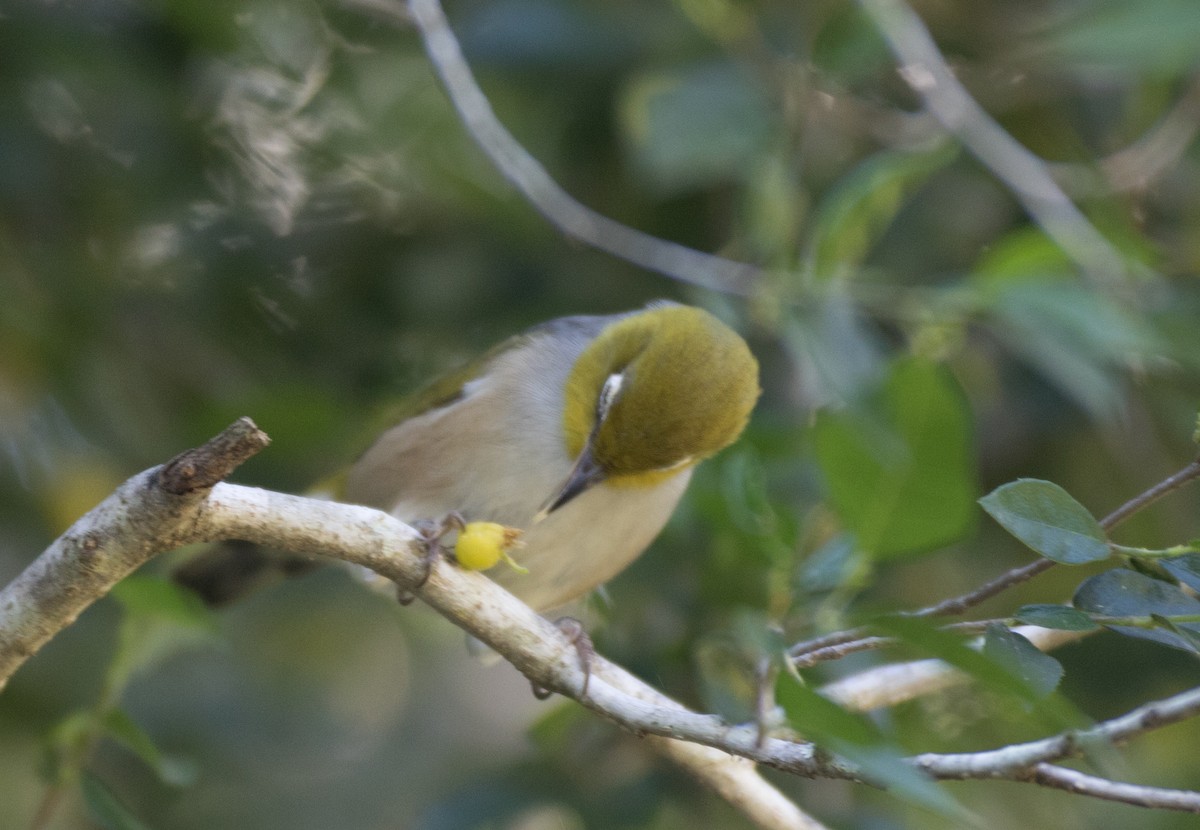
[
  {"x1": 396, "y1": 511, "x2": 466, "y2": 605},
  {"x1": 532, "y1": 616, "x2": 595, "y2": 700}
]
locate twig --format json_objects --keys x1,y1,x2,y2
[
  {"x1": 913, "y1": 685, "x2": 1200, "y2": 777},
  {"x1": 158, "y1": 417, "x2": 271, "y2": 493},
  {"x1": 1024, "y1": 764, "x2": 1200, "y2": 812},
  {"x1": 790, "y1": 456, "x2": 1200, "y2": 712},
  {"x1": 1053, "y1": 74, "x2": 1200, "y2": 195},
  {"x1": 0, "y1": 419, "x2": 270, "y2": 686},
  {"x1": 858, "y1": 0, "x2": 1132, "y2": 289},
  {"x1": 395, "y1": 0, "x2": 763, "y2": 295},
  {"x1": 1098, "y1": 458, "x2": 1200, "y2": 531},
  {"x1": 896, "y1": 456, "x2": 1200, "y2": 622},
  {"x1": 820, "y1": 626, "x2": 1086, "y2": 712}
]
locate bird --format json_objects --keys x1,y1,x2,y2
[{"x1": 175, "y1": 302, "x2": 760, "y2": 614}]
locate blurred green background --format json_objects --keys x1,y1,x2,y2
[{"x1": 3, "y1": 0, "x2": 1200, "y2": 828}]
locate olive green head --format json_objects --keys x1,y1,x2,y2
[{"x1": 562, "y1": 304, "x2": 760, "y2": 486}]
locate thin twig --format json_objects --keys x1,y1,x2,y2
[
  {"x1": 1098, "y1": 458, "x2": 1200, "y2": 531},
  {"x1": 395, "y1": 0, "x2": 763, "y2": 295},
  {"x1": 913, "y1": 685, "x2": 1200, "y2": 777},
  {"x1": 1053, "y1": 74, "x2": 1200, "y2": 195},
  {"x1": 821, "y1": 627, "x2": 1088, "y2": 712},
  {"x1": 1024, "y1": 763, "x2": 1200, "y2": 812},
  {"x1": 858, "y1": 0, "x2": 1132, "y2": 289},
  {"x1": 906, "y1": 457, "x2": 1200, "y2": 620},
  {"x1": 790, "y1": 456, "x2": 1200, "y2": 667}
]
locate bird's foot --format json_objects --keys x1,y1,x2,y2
[
  {"x1": 532, "y1": 616, "x2": 595, "y2": 700},
  {"x1": 396, "y1": 511, "x2": 466, "y2": 605}
]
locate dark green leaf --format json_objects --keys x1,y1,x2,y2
[
  {"x1": 776, "y1": 672, "x2": 880, "y2": 747},
  {"x1": 111, "y1": 575, "x2": 218, "y2": 631},
  {"x1": 459, "y1": 0, "x2": 635, "y2": 71},
  {"x1": 982, "y1": 625, "x2": 1064, "y2": 698},
  {"x1": 1015, "y1": 604, "x2": 1099, "y2": 631},
  {"x1": 987, "y1": 282, "x2": 1161, "y2": 423},
  {"x1": 875, "y1": 617, "x2": 1036, "y2": 702},
  {"x1": 795, "y1": 533, "x2": 861, "y2": 595},
  {"x1": 619, "y1": 62, "x2": 772, "y2": 193},
  {"x1": 776, "y1": 676, "x2": 968, "y2": 820},
  {"x1": 1074, "y1": 569, "x2": 1200, "y2": 653},
  {"x1": 874, "y1": 616, "x2": 1082, "y2": 727},
  {"x1": 814, "y1": 358, "x2": 976, "y2": 559},
  {"x1": 1040, "y1": 0, "x2": 1200, "y2": 77},
  {"x1": 106, "y1": 577, "x2": 221, "y2": 693},
  {"x1": 979, "y1": 479, "x2": 1109, "y2": 564},
  {"x1": 101, "y1": 709, "x2": 197, "y2": 787},
  {"x1": 81, "y1": 773, "x2": 152, "y2": 830},
  {"x1": 782, "y1": 295, "x2": 887, "y2": 405},
  {"x1": 807, "y1": 144, "x2": 958, "y2": 277},
  {"x1": 103, "y1": 709, "x2": 162, "y2": 771},
  {"x1": 1150, "y1": 615, "x2": 1200, "y2": 654},
  {"x1": 811, "y1": 6, "x2": 891, "y2": 80},
  {"x1": 1160, "y1": 554, "x2": 1200, "y2": 593}
]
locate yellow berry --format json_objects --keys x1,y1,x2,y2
[{"x1": 455, "y1": 522, "x2": 524, "y2": 572}]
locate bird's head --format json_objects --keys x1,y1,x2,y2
[{"x1": 539, "y1": 304, "x2": 760, "y2": 517}]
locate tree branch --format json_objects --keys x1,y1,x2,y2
[
  {"x1": 820, "y1": 626, "x2": 1087, "y2": 712},
  {"x1": 0, "y1": 419, "x2": 269, "y2": 687},
  {"x1": 1023, "y1": 763, "x2": 1200, "y2": 812},
  {"x1": 913, "y1": 685, "x2": 1200, "y2": 778},
  {"x1": 791, "y1": 454, "x2": 1200, "y2": 672},
  {"x1": 1052, "y1": 74, "x2": 1200, "y2": 195},
  {"x1": 858, "y1": 0, "x2": 1134, "y2": 289},
  {"x1": 0, "y1": 421, "x2": 821, "y2": 830},
  {"x1": 390, "y1": 0, "x2": 764, "y2": 295}
]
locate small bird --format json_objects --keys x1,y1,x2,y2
[{"x1": 176, "y1": 302, "x2": 759, "y2": 613}]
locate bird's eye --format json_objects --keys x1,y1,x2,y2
[{"x1": 597, "y1": 372, "x2": 624, "y2": 421}]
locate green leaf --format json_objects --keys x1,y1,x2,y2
[
  {"x1": 972, "y1": 227, "x2": 1072, "y2": 282},
  {"x1": 985, "y1": 282, "x2": 1161, "y2": 423},
  {"x1": 875, "y1": 617, "x2": 1037, "y2": 702},
  {"x1": 459, "y1": 0, "x2": 634, "y2": 71},
  {"x1": 806, "y1": 144, "x2": 958, "y2": 279},
  {"x1": 781, "y1": 295, "x2": 887, "y2": 406},
  {"x1": 111, "y1": 574, "x2": 218, "y2": 631},
  {"x1": 874, "y1": 616, "x2": 1082, "y2": 728},
  {"x1": 81, "y1": 773, "x2": 152, "y2": 830},
  {"x1": 811, "y1": 5, "x2": 891, "y2": 80},
  {"x1": 795, "y1": 533, "x2": 861, "y2": 595},
  {"x1": 619, "y1": 61, "x2": 772, "y2": 193},
  {"x1": 1040, "y1": 0, "x2": 1200, "y2": 77},
  {"x1": 982, "y1": 625, "x2": 1063, "y2": 698},
  {"x1": 1160, "y1": 554, "x2": 1200, "y2": 593},
  {"x1": 1014, "y1": 604, "x2": 1099, "y2": 631},
  {"x1": 101, "y1": 709, "x2": 198, "y2": 787},
  {"x1": 979, "y1": 479, "x2": 1109, "y2": 564},
  {"x1": 776, "y1": 676, "x2": 968, "y2": 820},
  {"x1": 103, "y1": 709, "x2": 162, "y2": 770},
  {"x1": 106, "y1": 576, "x2": 221, "y2": 694},
  {"x1": 1151, "y1": 615, "x2": 1200, "y2": 654},
  {"x1": 1074, "y1": 569, "x2": 1200, "y2": 653},
  {"x1": 814, "y1": 358, "x2": 976, "y2": 559}
]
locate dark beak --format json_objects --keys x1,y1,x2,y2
[{"x1": 534, "y1": 445, "x2": 606, "y2": 523}]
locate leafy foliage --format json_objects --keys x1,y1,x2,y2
[
  {"x1": 3, "y1": 0, "x2": 1200, "y2": 828},
  {"x1": 979, "y1": 479, "x2": 1110, "y2": 564}
]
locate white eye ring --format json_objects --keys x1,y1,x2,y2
[{"x1": 597, "y1": 372, "x2": 624, "y2": 420}]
